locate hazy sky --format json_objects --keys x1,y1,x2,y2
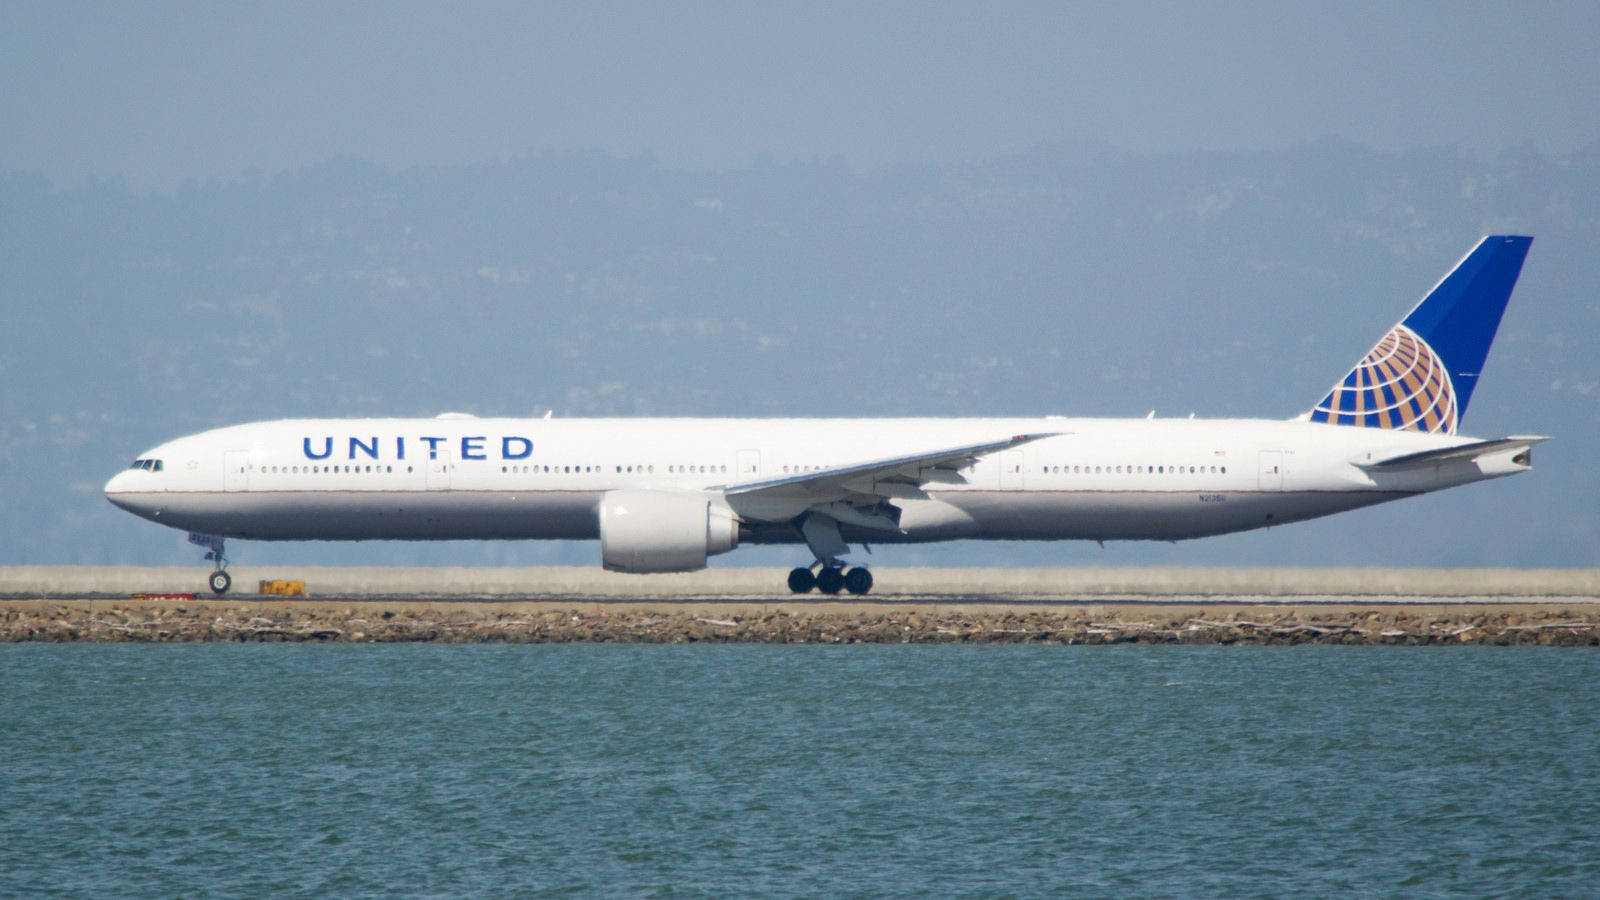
[
  {"x1": 4, "y1": 1, "x2": 1597, "y2": 191},
  {"x1": 5, "y1": 3, "x2": 1597, "y2": 568}
]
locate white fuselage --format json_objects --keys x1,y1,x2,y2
[{"x1": 103, "y1": 415, "x2": 1530, "y2": 547}]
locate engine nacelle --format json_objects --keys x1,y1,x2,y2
[{"x1": 599, "y1": 490, "x2": 739, "y2": 573}]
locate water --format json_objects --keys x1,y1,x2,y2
[{"x1": 2, "y1": 645, "x2": 1596, "y2": 896}]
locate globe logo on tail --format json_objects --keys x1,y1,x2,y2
[{"x1": 1310, "y1": 324, "x2": 1457, "y2": 434}]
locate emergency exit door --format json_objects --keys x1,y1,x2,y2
[
  {"x1": 736, "y1": 449, "x2": 761, "y2": 479},
  {"x1": 1258, "y1": 451, "x2": 1284, "y2": 491}
]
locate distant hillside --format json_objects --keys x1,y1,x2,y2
[{"x1": 2, "y1": 139, "x2": 1595, "y2": 567}]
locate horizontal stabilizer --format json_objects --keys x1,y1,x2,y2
[{"x1": 1354, "y1": 435, "x2": 1548, "y2": 471}]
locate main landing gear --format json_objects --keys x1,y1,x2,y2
[
  {"x1": 189, "y1": 532, "x2": 231, "y2": 595},
  {"x1": 787, "y1": 511, "x2": 875, "y2": 594},
  {"x1": 787, "y1": 563, "x2": 874, "y2": 595}
]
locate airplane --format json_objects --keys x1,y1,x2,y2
[{"x1": 106, "y1": 235, "x2": 1543, "y2": 596}]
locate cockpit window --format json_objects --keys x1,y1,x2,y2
[
  {"x1": 129, "y1": 459, "x2": 163, "y2": 472},
  {"x1": 153, "y1": 460, "x2": 163, "y2": 472}
]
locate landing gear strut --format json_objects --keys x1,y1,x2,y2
[
  {"x1": 787, "y1": 512, "x2": 875, "y2": 595},
  {"x1": 190, "y1": 532, "x2": 230, "y2": 595}
]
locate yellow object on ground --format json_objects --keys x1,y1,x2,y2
[{"x1": 258, "y1": 579, "x2": 307, "y2": 597}]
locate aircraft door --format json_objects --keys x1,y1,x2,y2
[
  {"x1": 224, "y1": 450, "x2": 250, "y2": 492},
  {"x1": 736, "y1": 449, "x2": 761, "y2": 481},
  {"x1": 999, "y1": 450, "x2": 1024, "y2": 490},
  {"x1": 427, "y1": 451, "x2": 453, "y2": 491},
  {"x1": 1258, "y1": 451, "x2": 1284, "y2": 491}
]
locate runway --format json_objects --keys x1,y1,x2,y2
[{"x1": 2, "y1": 565, "x2": 1597, "y2": 604}]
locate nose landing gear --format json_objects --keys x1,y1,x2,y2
[
  {"x1": 209, "y1": 569, "x2": 232, "y2": 595},
  {"x1": 189, "y1": 532, "x2": 231, "y2": 595}
]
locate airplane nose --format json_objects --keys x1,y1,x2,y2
[{"x1": 104, "y1": 470, "x2": 142, "y2": 512}]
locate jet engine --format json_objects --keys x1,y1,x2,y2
[{"x1": 599, "y1": 490, "x2": 739, "y2": 573}]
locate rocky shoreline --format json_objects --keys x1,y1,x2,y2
[{"x1": 3, "y1": 600, "x2": 1598, "y2": 645}]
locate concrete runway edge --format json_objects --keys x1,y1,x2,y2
[{"x1": 3, "y1": 565, "x2": 1598, "y2": 603}]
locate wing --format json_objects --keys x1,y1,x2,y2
[
  {"x1": 1354, "y1": 435, "x2": 1548, "y2": 471},
  {"x1": 721, "y1": 431, "x2": 1061, "y2": 497},
  {"x1": 717, "y1": 431, "x2": 1063, "y2": 531}
]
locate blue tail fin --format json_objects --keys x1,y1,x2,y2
[{"x1": 1308, "y1": 235, "x2": 1532, "y2": 434}]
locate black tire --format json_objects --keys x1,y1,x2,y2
[
  {"x1": 786, "y1": 567, "x2": 816, "y2": 594},
  {"x1": 209, "y1": 570, "x2": 232, "y2": 595},
  {"x1": 815, "y1": 566, "x2": 845, "y2": 595},
  {"x1": 843, "y1": 566, "x2": 873, "y2": 595}
]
